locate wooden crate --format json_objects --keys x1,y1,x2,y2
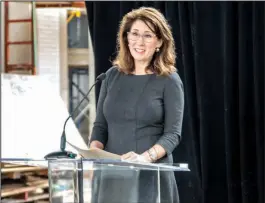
[{"x1": 1, "y1": 162, "x2": 50, "y2": 203}]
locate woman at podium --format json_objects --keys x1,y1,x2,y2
[{"x1": 90, "y1": 7, "x2": 184, "y2": 203}]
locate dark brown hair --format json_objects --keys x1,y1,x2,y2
[{"x1": 112, "y1": 7, "x2": 176, "y2": 76}]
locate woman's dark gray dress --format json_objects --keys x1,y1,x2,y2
[{"x1": 89, "y1": 66, "x2": 184, "y2": 203}]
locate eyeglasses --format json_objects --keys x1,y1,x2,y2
[{"x1": 127, "y1": 32, "x2": 156, "y2": 43}]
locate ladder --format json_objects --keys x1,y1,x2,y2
[{"x1": 4, "y1": 2, "x2": 36, "y2": 75}]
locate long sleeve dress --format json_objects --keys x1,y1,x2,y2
[{"x1": 89, "y1": 66, "x2": 184, "y2": 203}]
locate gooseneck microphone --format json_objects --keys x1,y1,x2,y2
[{"x1": 44, "y1": 73, "x2": 106, "y2": 159}]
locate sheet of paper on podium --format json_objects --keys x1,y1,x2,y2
[
  {"x1": 1, "y1": 73, "x2": 89, "y2": 162},
  {"x1": 67, "y1": 142, "x2": 121, "y2": 160}
]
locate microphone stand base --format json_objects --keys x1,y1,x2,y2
[{"x1": 44, "y1": 151, "x2": 77, "y2": 160}]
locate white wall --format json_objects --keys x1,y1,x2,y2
[
  {"x1": 36, "y1": 8, "x2": 68, "y2": 106},
  {"x1": 59, "y1": 9, "x2": 68, "y2": 107},
  {"x1": 88, "y1": 26, "x2": 96, "y2": 140}
]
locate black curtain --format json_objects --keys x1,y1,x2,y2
[{"x1": 85, "y1": 2, "x2": 265, "y2": 203}]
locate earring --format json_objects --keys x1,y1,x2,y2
[{"x1": 156, "y1": 47, "x2": 160, "y2": 52}]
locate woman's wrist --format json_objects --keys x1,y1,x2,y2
[
  {"x1": 90, "y1": 140, "x2": 104, "y2": 149},
  {"x1": 148, "y1": 147, "x2": 158, "y2": 162},
  {"x1": 142, "y1": 147, "x2": 158, "y2": 163},
  {"x1": 142, "y1": 151, "x2": 153, "y2": 162}
]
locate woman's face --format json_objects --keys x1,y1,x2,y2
[{"x1": 127, "y1": 20, "x2": 162, "y2": 64}]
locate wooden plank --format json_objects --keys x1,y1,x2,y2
[
  {"x1": 35, "y1": 170, "x2": 48, "y2": 176},
  {"x1": 8, "y1": 19, "x2": 32, "y2": 23},
  {"x1": 1, "y1": 163, "x2": 26, "y2": 168},
  {"x1": 1, "y1": 193, "x2": 49, "y2": 203},
  {"x1": 1, "y1": 166, "x2": 46, "y2": 174},
  {"x1": 1, "y1": 181, "x2": 49, "y2": 197},
  {"x1": 35, "y1": 201, "x2": 50, "y2": 203},
  {"x1": 26, "y1": 180, "x2": 48, "y2": 187},
  {"x1": 6, "y1": 172, "x2": 21, "y2": 179}
]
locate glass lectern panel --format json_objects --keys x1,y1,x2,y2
[
  {"x1": 82, "y1": 161, "x2": 160, "y2": 203},
  {"x1": 48, "y1": 161, "x2": 79, "y2": 203},
  {"x1": 48, "y1": 159, "x2": 189, "y2": 203},
  {"x1": 0, "y1": 159, "x2": 189, "y2": 203}
]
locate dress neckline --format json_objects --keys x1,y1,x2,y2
[{"x1": 129, "y1": 73, "x2": 155, "y2": 76}]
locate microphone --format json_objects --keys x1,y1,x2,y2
[{"x1": 44, "y1": 73, "x2": 106, "y2": 159}]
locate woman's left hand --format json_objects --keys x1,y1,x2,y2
[{"x1": 121, "y1": 151, "x2": 151, "y2": 163}]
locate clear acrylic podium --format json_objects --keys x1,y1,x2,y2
[
  {"x1": 0, "y1": 159, "x2": 189, "y2": 203},
  {"x1": 47, "y1": 159, "x2": 190, "y2": 203}
]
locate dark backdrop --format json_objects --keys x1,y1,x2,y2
[{"x1": 85, "y1": 2, "x2": 265, "y2": 203}]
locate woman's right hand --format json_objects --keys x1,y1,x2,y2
[{"x1": 89, "y1": 140, "x2": 104, "y2": 150}]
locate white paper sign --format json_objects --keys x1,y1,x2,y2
[{"x1": 1, "y1": 73, "x2": 89, "y2": 160}]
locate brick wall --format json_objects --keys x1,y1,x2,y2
[{"x1": 36, "y1": 8, "x2": 68, "y2": 106}]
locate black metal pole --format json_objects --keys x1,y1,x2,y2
[{"x1": 78, "y1": 159, "x2": 84, "y2": 203}]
